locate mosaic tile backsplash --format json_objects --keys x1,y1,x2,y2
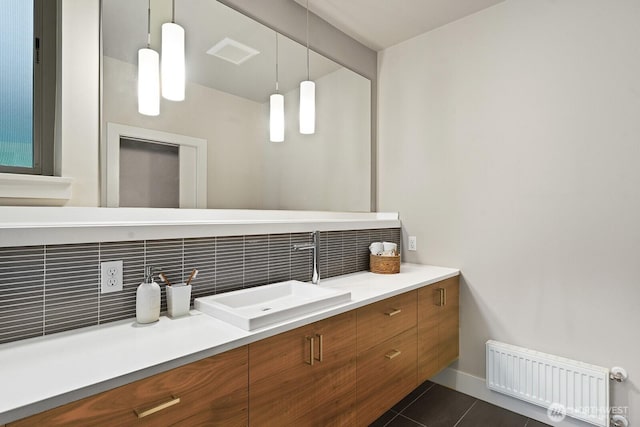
[{"x1": 0, "y1": 228, "x2": 400, "y2": 345}]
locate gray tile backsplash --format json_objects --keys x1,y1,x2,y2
[
  {"x1": 0, "y1": 228, "x2": 400, "y2": 345},
  {"x1": 0, "y1": 246, "x2": 44, "y2": 344}
]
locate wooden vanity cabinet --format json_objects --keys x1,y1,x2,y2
[
  {"x1": 248, "y1": 311, "x2": 357, "y2": 426},
  {"x1": 8, "y1": 346, "x2": 248, "y2": 427},
  {"x1": 417, "y1": 276, "x2": 460, "y2": 382},
  {"x1": 8, "y1": 275, "x2": 460, "y2": 427},
  {"x1": 356, "y1": 291, "x2": 418, "y2": 426}
]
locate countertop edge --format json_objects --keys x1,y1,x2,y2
[{"x1": 0, "y1": 264, "x2": 460, "y2": 424}]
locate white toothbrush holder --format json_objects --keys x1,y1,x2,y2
[{"x1": 166, "y1": 284, "x2": 192, "y2": 318}]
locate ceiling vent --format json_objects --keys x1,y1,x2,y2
[{"x1": 206, "y1": 37, "x2": 260, "y2": 65}]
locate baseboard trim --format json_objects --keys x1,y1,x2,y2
[{"x1": 430, "y1": 367, "x2": 591, "y2": 427}]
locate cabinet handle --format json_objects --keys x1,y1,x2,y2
[
  {"x1": 385, "y1": 349, "x2": 402, "y2": 360},
  {"x1": 384, "y1": 308, "x2": 402, "y2": 317},
  {"x1": 437, "y1": 288, "x2": 446, "y2": 306},
  {"x1": 315, "y1": 333, "x2": 323, "y2": 362},
  {"x1": 134, "y1": 395, "x2": 181, "y2": 418},
  {"x1": 306, "y1": 336, "x2": 315, "y2": 365}
]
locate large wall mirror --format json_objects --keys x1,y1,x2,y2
[{"x1": 102, "y1": 0, "x2": 371, "y2": 211}]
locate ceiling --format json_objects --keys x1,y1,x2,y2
[
  {"x1": 293, "y1": 0, "x2": 507, "y2": 51},
  {"x1": 103, "y1": 0, "x2": 341, "y2": 103}
]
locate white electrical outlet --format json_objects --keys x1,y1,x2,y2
[
  {"x1": 101, "y1": 260, "x2": 123, "y2": 294},
  {"x1": 408, "y1": 236, "x2": 417, "y2": 251}
]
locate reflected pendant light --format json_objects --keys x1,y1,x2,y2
[
  {"x1": 299, "y1": 0, "x2": 315, "y2": 134},
  {"x1": 138, "y1": 0, "x2": 160, "y2": 116},
  {"x1": 270, "y1": 33, "x2": 284, "y2": 142},
  {"x1": 161, "y1": 0, "x2": 185, "y2": 101}
]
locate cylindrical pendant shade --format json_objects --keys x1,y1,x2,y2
[
  {"x1": 138, "y1": 48, "x2": 160, "y2": 116},
  {"x1": 161, "y1": 22, "x2": 185, "y2": 101},
  {"x1": 299, "y1": 80, "x2": 315, "y2": 134},
  {"x1": 270, "y1": 93, "x2": 285, "y2": 142}
]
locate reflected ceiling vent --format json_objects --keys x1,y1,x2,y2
[{"x1": 206, "y1": 37, "x2": 260, "y2": 65}]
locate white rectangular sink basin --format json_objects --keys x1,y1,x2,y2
[{"x1": 194, "y1": 280, "x2": 351, "y2": 331}]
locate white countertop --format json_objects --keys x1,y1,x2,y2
[{"x1": 0, "y1": 263, "x2": 459, "y2": 424}]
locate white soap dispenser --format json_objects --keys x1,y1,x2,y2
[{"x1": 136, "y1": 266, "x2": 161, "y2": 324}]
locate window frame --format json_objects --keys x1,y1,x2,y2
[{"x1": 0, "y1": 0, "x2": 56, "y2": 176}]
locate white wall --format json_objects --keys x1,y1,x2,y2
[
  {"x1": 103, "y1": 57, "x2": 264, "y2": 209},
  {"x1": 57, "y1": 0, "x2": 100, "y2": 206},
  {"x1": 261, "y1": 68, "x2": 371, "y2": 211},
  {"x1": 379, "y1": 0, "x2": 640, "y2": 421}
]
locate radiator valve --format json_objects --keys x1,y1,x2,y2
[
  {"x1": 610, "y1": 367, "x2": 628, "y2": 383},
  {"x1": 611, "y1": 414, "x2": 629, "y2": 427}
]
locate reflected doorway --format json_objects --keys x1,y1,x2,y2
[
  {"x1": 119, "y1": 138, "x2": 179, "y2": 208},
  {"x1": 104, "y1": 123, "x2": 208, "y2": 208}
]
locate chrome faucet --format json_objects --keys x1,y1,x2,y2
[{"x1": 292, "y1": 230, "x2": 320, "y2": 284}]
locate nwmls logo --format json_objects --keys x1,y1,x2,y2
[{"x1": 545, "y1": 403, "x2": 630, "y2": 424}]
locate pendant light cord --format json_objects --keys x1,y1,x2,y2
[
  {"x1": 146, "y1": 0, "x2": 151, "y2": 48},
  {"x1": 306, "y1": 0, "x2": 310, "y2": 81},
  {"x1": 275, "y1": 33, "x2": 279, "y2": 93},
  {"x1": 172, "y1": 0, "x2": 175, "y2": 23}
]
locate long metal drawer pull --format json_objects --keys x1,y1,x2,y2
[
  {"x1": 437, "y1": 288, "x2": 445, "y2": 306},
  {"x1": 315, "y1": 333, "x2": 323, "y2": 362},
  {"x1": 442, "y1": 288, "x2": 447, "y2": 306},
  {"x1": 384, "y1": 308, "x2": 402, "y2": 317},
  {"x1": 385, "y1": 349, "x2": 402, "y2": 360},
  {"x1": 306, "y1": 336, "x2": 315, "y2": 365},
  {"x1": 134, "y1": 395, "x2": 181, "y2": 418}
]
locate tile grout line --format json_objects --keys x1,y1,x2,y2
[
  {"x1": 395, "y1": 413, "x2": 427, "y2": 427},
  {"x1": 42, "y1": 245, "x2": 47, "y2": 336},
  {"x1": 213, "y1": 237, "x2": 217, "y2": 294},
  {"x1": 452, "y1": 399, "x2": 478, "y2": 427},
  {"x1": 396, "y1": 382, "x2": 436, "y2": 414},
  {"x1": 381, "y1": 410, "x2": 400, "y2": 427},
  {"x1": 215, "y1": 238, "x2": 220, "y2": 291},
  {"x1": 97, "y1": 242, "x2": 101, "y2": 324}
]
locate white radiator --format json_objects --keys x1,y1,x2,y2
[{"x1": 486, "y1": 340, "x2": 610, "y2": 427}]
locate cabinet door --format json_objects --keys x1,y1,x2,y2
[
  {"x1": 439, "y1": 277, "x2": 460, "y2": 368},
  {"x1": 357, "y1": 327, "x2": 417, "y2": 426},
  {"x1": 417, "y1": 276, "x2": 460, "y2": 383},
  {"x1": 249, "y1": 311, "x2": 356, "y2": 426},
  {"x1": 9, "y1": 346, "x2": 248, "y2": 427},
  {"x1": 417, "y1": 285, "x2": 440, "y2": 382}
]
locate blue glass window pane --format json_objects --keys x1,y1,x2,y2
[{"x1": 0, "y1": 0, "x2": 34, "y2": 168}]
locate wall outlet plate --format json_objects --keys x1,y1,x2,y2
[
  {"x1": 101, "y1": 260, "x2": 123, "y2": 293},
  {"x1": 408, "y1": 236, "x2": 417, "y2": 251}
]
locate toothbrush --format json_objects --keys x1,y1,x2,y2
[
  {"x1": 158, "y1": 273, "x2": 172, "y2": 286},
  {"x1": 186, "y1": 269, "x2": 198, "y2": 286}
]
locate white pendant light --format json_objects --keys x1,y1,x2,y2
[
  {"x1": 299, "y1": 80, "x2": 315, "y2": 134},
  {"x1": 270, "y1": 94, "x2": 285, "y2": 142},
  {"x1": 299, "y1": 0, "x2": 315, "y2": 134},
  {"x1": 270, "y1": 33, "x2": 284, "y2": 142},
  {"x1": 161, "y1": 0, "x2": 185, "y2": 101},
  {"x1": 138, "y1": 0, "x2": 160, "y2": 116}
]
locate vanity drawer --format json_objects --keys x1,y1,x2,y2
[
  {"x1": 356, "y1": 327, "x2": 417, "y2": 426},
  {"x1": 9, "y1": 346, "x2": 248, "y2": 427},
  {"x1": 356, "y1": 290, "x2": 417, "y2": 354}
]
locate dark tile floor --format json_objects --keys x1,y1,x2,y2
[{"x1": 370, "y1": 381, "x2": 551, "y2": 427}]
